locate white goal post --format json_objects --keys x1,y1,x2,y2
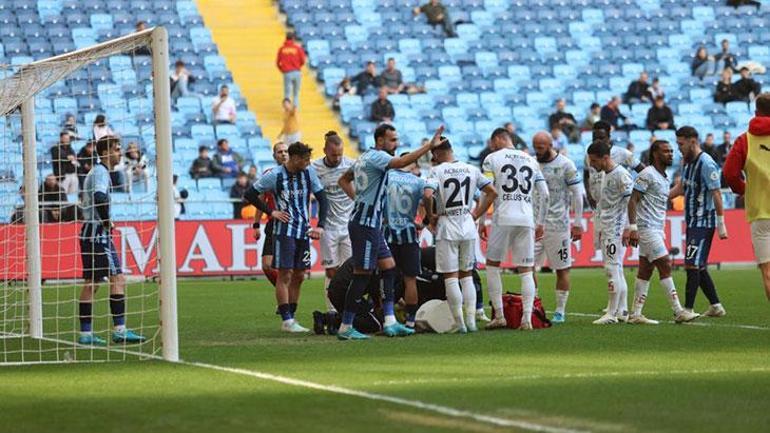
[{"x1": 0, "y1": 27, "x2": 178, "y2": 363}]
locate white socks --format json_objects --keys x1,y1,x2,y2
[
  {"x1": 444, "y1": 277, "x2": 465, "y2": 327},
  {"x1": 605, "y1": 265, "x2": 621, "y2": 316},
  {"x1": 460, "y1": 276, "x2": 477, "y2": 330},
  {"x1": 486, "y1": 265, "x2": 504, "y2": 318},
  {"x1": 555, "y1": 289, "x2": 569, "y2": 315},
  {"x1": 324, "y1": 276, "x2": 336, "y2": 313},
  {"x1": 520, "y1": 272, "x2": 536, "y2": 325},
  {"x1": 633, "y1": 279, "x2": 650, "y2": 316},
  {"x1": 616, "y1": 266, "x2": 628, "y2": 316},
  {"x1": 661, "y1": 277, "x2": 683, "y2": 313},
  {"x1": 114, "y1": 324, "x2": 126, "y2": 333}
]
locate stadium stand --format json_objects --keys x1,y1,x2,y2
[
  {"x1": 0, "y1": 0, "x2": 275, "y2": 221},
  {"x1": 282, "y1": 0, "x2": 769, "y2": 170}
]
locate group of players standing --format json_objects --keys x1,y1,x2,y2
[{"x1": 243, "y1": 113, "x2": 734, "y2": 340}]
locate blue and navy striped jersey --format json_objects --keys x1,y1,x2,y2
[
  {"x1": 256, "y1": 165, "x2": 324, "y2": 239},
  {"x1": 80, "y1": 162, "x2": 111, "y2": 242},
  {"x1": 682, "y1": 152, "x2": 722, "y2": 228},
  {"x1": 384, "y1": 170, "x2": 428, "y2": 245},
  {"x1": 351, "y1": 149, "x2": 393, "y2": 229}
]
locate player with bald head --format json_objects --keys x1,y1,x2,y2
[{"x1": 532, "y1": 131, "x2": 584, "y2": 323}]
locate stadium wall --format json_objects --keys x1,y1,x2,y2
[{"x1": 0, "y1": 210, "x2": 754, "y2": 279}]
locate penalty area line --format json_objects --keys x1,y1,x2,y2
[{"x1": 181, "y1": 360, "x2": 588, "y2": 433}]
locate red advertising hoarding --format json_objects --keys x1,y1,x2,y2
[{"x1": 0, "y1": 210, "x2": 755, "y2": 280}]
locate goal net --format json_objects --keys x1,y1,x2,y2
[{"x1": 0, "y1": 28, "x2": 178, "y2": 365}]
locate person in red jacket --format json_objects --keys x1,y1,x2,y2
[
  {"x1": 723, "y1": 93, "x2": 770, "y2": 300},
  {"x1": 276, "y1": 32, "x2": 306, "y2": 108}
]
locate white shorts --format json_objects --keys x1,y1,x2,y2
[
  {"x1": 534, "y1": 229, "x2": 572, "y2": 270},
  {"x1": 638, "y1": 229, "x2": 668, "y2": 262},
  {"x1": 436, "y1": 239, "x2": 476, "y2": 273},
  {"x1": 601, "y1": 234, "x2": 626, "y2": 266},
  {"x1": 751, "y1": 219, "x2": 770, "y2": 264},
  {"x1": 486, "y1": 225, "x2": 535, "y2": 267},
  {"x1": 319, "y1": 229, "x2": 352, "y2": 269}
]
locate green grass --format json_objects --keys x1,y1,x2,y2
[{"x1": 2, "y1": 268, "x2": 770, "y2": 433}]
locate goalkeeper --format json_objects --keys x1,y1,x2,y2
[{"x1": 78, "y1": 136, "x2": 145, "y2": 346}]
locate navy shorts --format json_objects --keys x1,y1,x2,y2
[
  {"x1": 262, "y1": 220, "x2": 275, "y2": 258},
  {"x1": 80, "y1": 225, "x2": 122, "y2": 282},
  {"x1": 349, "y1": 221, "x2": 392, "y2": 271},
  {"x1": 388, "y1": 242, "x2": 421, "y2": 277},
  {"x1": 685, "y1": 227, "x2": 715, "y2": 268},
  {"x1": 273, "y1": 235, "x2": 311, "y2": 270}
]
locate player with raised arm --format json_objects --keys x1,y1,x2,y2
[
  {"x1": 384, "y1": 156, "x2": 432, "y2": 328},
  {"x1": 424, "y1": 138, "x2": 497, "y2": 332},
  {"x1": 625, "y1": 140, "x2": 700, "y2": 324},
  {"x1": 336, "y1": 124, "x2": 446, "y2": 340},
  {"x1": 78, "y1": 136, "x2": 145, "y2": 345},
  {"x1": 251, "y1": 142, "x2": 329, "y2": 332},
  {"x1": 245, "y1": 142, "x2": 288, "y2": 289},
  {"x1": 586, "y1": 140, "x2": 633, "y2": 325},
  {"x1": 311, "y1": 131, "x2": 354, "y2": 318},
  {"x1": 481, "y1": 128, "x2": 549, "y2": 331},
  {"x1": 670, "y1": 126, "x2": 728, "y2": 316},
  {"x1": 532, "y1": 131, "x2": 584, "y2": 323}
]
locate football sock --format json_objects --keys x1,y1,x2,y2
[
  {"x1": 616, "y1": 267, "x2": 628, "y2": 316},
  {"x1": 486, "y1": 266, "x2": 504, "y2": 318},
  {"x1": 661, "y1": 277, "x2": 683, "y2": 313},
  {"x1": 382, "y1": 268, "x2": 397, "y2": 326},
  {"x1": 342, "y1": 273, "x2": 370, "y2": 327},
  {"x1": 324, "y1": 277, "x2": 337, "y2": 313},
  {"x1": 606, "y1": 266, "x2": 621, "y2": 316},
  {"x1": 475, "y1": 277, "x2": 484, "y2": 310},
  {"x1": 444, "y1": 277, "x2": 465, "y2": 327},
  {"x1": 289, "y1": 303, "x2": 297, "y2": 319},
  {"x1": 632, "y1": 278, "x2": 650, "y2": 316},
  {"x1": 405, "y1": 304, "x2": 418, "y2": 327},
  {"x1": 555, "y1": 290, "x2": 569, "y2": 315},
  {"x1": 699, "y1": 269, "x2": 721, "y2": 305},
  {"x1": 264, "y1": 268, "x2": 278, "y2": 287},
  {"x1": 278, "y1": 303, "x2": 293, "y2": 322},
  {"x1": 460, "y1": 276, "x2": 477, "y2": 329},
  {"x1": 684, "y1": 269, "x2": 700, "y2": 310},
  {"x1": 520, "y1": 272, "x2": 535, "y2": 325},
  {"x1": 79, "y1": 302, "x2": 93, "y2": 334},
  {"x1": 109, "y1": 294, "x2": 126, "y2": 330}
]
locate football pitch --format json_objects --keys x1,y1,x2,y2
[{"x1": 2, "y1": 268, "x2": 769, "y2": 433}]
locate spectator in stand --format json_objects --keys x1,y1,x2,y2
[
  {"x1": 351, "y1": 61, "x2": 381, "y2": 95},
  {"x1": 229, "y1": 172, "x2": 250, "y2": 219},
  {"x1": 581, "y1": 102, "x2": 602, "y2": 130},
  {"x1": 548, "y1": 98, "x2": 579, "y2": 143},
  {"x1": 716, "y1": 39, "x2": 738, "y2": 72},
  {"x1": 212, "y1": 138, "x2": 244, "y2": 178},
  {"x1": 504, "y1": 122, "x2": 528, "y2": 150},
  {"x1": 413, "y1": 0, "x2": 457, "y2": 37},
  {"x1": 692, "y1": 46, "x2": 718, "y2": 79},
  {"x1": 211, "y1": 84, "x2": 237, "y2": 125},
  {"x1": 275, "y1": 32, "x2": 306, "y2": 107},
  {"x1": 601, "y1": 96, "x2": 634, "y2": 131},
  {"x1": 646, "y1": 96, "x2": 676, "y2": 131},
  {"x1": 702, "y1": 133, "x2": 720, "y2": 162},
  {"x1": 550, "y1": 126, "x2": 568, "y2": 150},
  {"x1": 624, "y1": 71, "x2": 653, "y2": 104},
  {"x1": 370, "y1": 87, "x2": 395, "y2": 122},
  {"x1": 133, "y1": 21, "x2": 151, "y2": 56},
  {"x1": 333, "y1": 77, "x2": 356, "y2": 110},
  {"x1": 122, "y1": 142, "x2": 150, "y2": 191},
  {"x1": 62, "y1": 113, "x2": 80, "y2": 139},
  {"x1": 650, "y1": 77, "x2": 665, "y2": 100},
  {"x1": 50, "y1": 132, "x2": 79, "y2": 194},
  {"x1": 716, "y1": 130, "x2": 732, "y2": 165},
  {"x1": 170, "y1": 59, "x2": 196, "y2": 103},
  {"x1": 727, "y1": 0, "x2": 761, "y2": 10},
  {"x1": 247, "y1": 164, "x2": 258, "y2": 182},
  {"x1": 279, "y1": 98, "x2": 301, "y2": 144},
  {"x1": 189, "y1": 145, "x2": 215, "y2": 179},
  {"x1": 715, "y1": 68, "x2": 739, "y2": 104},
  {"x1": 733, "y1": 67, "x2": 762, "y2": 102},
  {"x1": 92, "y1": 115, "x2": 115, "y2": 141},
  {"x1": 39, "y1": 174, "x2": 76, "y2": 222},
  {"x1": 76, "y1": 140, "x2": 96, "y2": 189},
  {"x1": 380, "y1": 58, "x2": 425, "y2": 95},
  {"x1": 172, "y1": 174, "x2": 188, "y2": 220}
]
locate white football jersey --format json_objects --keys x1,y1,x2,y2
[
  {"x1": 428, "y1": 161, "x2": 491, "y2": 241},
  {"x1": 633, "y1": 166, "x2": 669, "y2": 232},
  {"x1": 537, "y1": 154, "x2": 582, "y2": 232},
  {"x1": 482, "y1": 148, "x2": 546, "y2": 228},
  {"x1": 586, "y1": 146, "x2": 640, "y2": 207},
  {"x1": 598, "y1": 165, "x2": 633, "y2": 237},
  {"x1": 311, "y1": 156, "x2": 355, "y2": 232}
]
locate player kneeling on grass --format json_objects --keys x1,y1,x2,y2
[
  {"x1": 424, "y1": 138, "x2": 497, "y2": 333},
  {"x1": 481, "y1": 128, "x2": 549, "y2": 330},
  {"x1": 78, "y1": 136, "x2": 145, "y2": 345},
  {"x1": 624, "y1": 140, "x2": 700, "y2": 324},
  {"x1": 252, "y1": 142, "x2": 329, "y2": 332}
]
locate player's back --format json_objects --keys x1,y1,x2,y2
[
  {"x1": 385, "y1": 169, "x2": 425, "y2": 244},
  {"x1": 312, "y1": 156, "x2": 354, "y2": 231},
  {"x1": 635, "y1": 166, "x2": 669, "y2": 231},
  {"x1": 430, "y1": 160, "x2": 488, "y2": 241},
  {"x1": 539, "y1": 154, "x2": 581, "y2": 231},
  {"x1": 598, "y1": 165, "x2": 633, "y2": 235},
  {"x1": 351, "y1": 149, "x2": 393, "y2": 228},
  {"x1": 482, "y1": 147, "x2": 544, "y2": 227}
]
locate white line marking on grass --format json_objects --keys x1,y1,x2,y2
[
  {"x1": 181, "y1": 360, "x2": 588, "y2": 433},
  {"x1": 569, "y1": 312, "x2": 770, "y2": 331}
]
